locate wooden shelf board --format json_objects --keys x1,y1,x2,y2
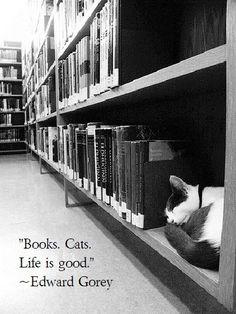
[
  {"x1": 35, "y1": 61, "x2": 56, "y2": 92},
  {"x1": 0, "y1": 125, "x2": 25, "y2": 128},
  {"x1": 0, "y1": 78, "x2": 22, "y2": 82},
  {"x1": 0, "y1": 140, "x2": 25, "y2": 144},
  {"x1": 24, "y1": 92, "x2": 36, "y2": 109},
  {"x1": 0, "y1": 46, "x2": 21, "y2": 50},
  {"x1": 0, "y1": 150, "x2": 26, "y2": 153},
  {"x1": 58, "y1": 0, "x2": 107, "y2": 60},
  {"x1": 60, "y1": 45, "x2": 226, "y2": 115},
  {"x1": 0, "y1": 94, "x2": 22, "y2": 98},
  {"x1": 37, "y1": 111, "x2": 57, "y2": 123},
  {"x1": 0, "y1": 111, "x2": 24, "y2": 114},
  {"x1": 0, "y1": 61, "x2": 21, "y2": 66}
]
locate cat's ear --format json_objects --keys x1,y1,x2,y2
[{"x1": 169, "y1": 175, "x2": 188, "y2": 193}]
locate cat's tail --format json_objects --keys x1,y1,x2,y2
[{"x1": 165, "y1": 224, "x2": 219, "y2": 269}]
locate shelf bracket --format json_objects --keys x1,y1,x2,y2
[{"x1": 64, "y1": 176, "x2": 92, "y2": 208}]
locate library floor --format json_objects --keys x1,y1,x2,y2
[{"x1": 0, "y1": 154, "x2": 230, "y2": 314}]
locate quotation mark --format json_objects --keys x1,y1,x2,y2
[
  {"x1": 19, "y1": 239, "x2": 23, "y2": 243},
  {"x1": 90, "y1": 257, "x2": 94, "y2": 262}
]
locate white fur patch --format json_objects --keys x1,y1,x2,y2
[
  {"x1": 201, "y1": 187, "x2": 224, "y2": 207},
  {"x1": 199, "y1": 198, "x2": 224, "y2": 248}
]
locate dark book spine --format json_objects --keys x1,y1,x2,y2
[
  {"x1": 124, "y1": 141, "x2": 131, "y2": 223},
  {"x1": 130, "y1": 141, "x2": 137, "y2": 226},
  {"x1": 76, "y1": 130, "x2": 85, "y2": 187},
  {"x1": 100, "y1": 132, "x2": 107, "y2": 202},
  {"x1": 82, "y1": 130, "x2": 88, "y2": 189},
  {"x1": 105, "y1": 128, "x2": 113, "y2": 202},
  {"x1": 112, "y1": 127, "x2": 118, "y2": 210},
  {"x1": 136, "y1": 141, "x2": 149, "y2": 228},
  {"x1": 95, "y1": 13, "x2": 101, "y2": 94},
  {"x1": 95, "y1": 129, "x2": 102, "y2": 199},
  {"x1": 87, "y1": 133, "x2": 96, "y2": 194}
]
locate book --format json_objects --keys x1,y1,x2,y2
[
  {"x1": 95, "y1": 126, "x2": 113, "y2": 203},
  {"x1": 115, "y1": 125, "x2": 159, "y2": 219}
]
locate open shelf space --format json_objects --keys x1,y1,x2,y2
[{"x1": 60, "y1": 45, "x2": 226, "y2": 115}]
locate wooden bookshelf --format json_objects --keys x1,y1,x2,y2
[
  {"x1": 27, "y1": 142, "x2": 219, "y2": 297},
  {"x1": 22, "y1": 0, "x2": 236, "y2": 312},
  {"x1": 60, "y1": 45, "x2": 226, "y2": 114},
  {"x1": 57, "y1": 0, "x2": 107, "y2": 59},
  {"x1": 0, "y1": 43, "x2": 25, "y2": 153}
]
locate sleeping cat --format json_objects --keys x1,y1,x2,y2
[{"x1": 164, "y1": 175, "x2": 224, "y2": 269}]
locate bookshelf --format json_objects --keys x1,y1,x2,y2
[
  {"x1": 22, "y1": 0, "x2": 236, "y2": 311},
  {"x1": 0, "y1": 43, "x2": 25, "y2": 154}
]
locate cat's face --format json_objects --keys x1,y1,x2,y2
[{"x1": 165, "y1": 176, "x2": 200, "y2": 225}]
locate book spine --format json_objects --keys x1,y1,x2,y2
[
  {"x1": 95, "y1": 129, "x2": 102, "y2": 199},
  {"x1": 100, "y1": 132, "x2": 107, "y2": 202},
  {"x1": 124, "y1": 141, "x2": 132, "y2": 223},
  {"x1": 105, "y1": 128, "x2": 113, "y2": 204},
  {"x1": 113, "y1": 0, "x2": 119, "y2": 87},
  {"x1": 82, "y1": 130, "x2": 88, "y2": 190}
]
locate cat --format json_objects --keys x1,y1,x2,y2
[{"x1": 164, "y1": 175, "x2": 224, "y2": 269}]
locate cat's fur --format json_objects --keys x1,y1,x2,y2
[{"x1": 164, "y1": 175, "x2": 224, "y2": 269}]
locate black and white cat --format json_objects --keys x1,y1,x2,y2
[{"x1": 164, "y1": 175, "x2": 224, "y2": 269}]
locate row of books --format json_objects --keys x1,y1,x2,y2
[
  {"x1": 57, "y1": 0, "x2": 100, "y2": 53},
  {"x1": 0, "y1": 98, "x2": 22, "y2": 111},
  {"x1": 0, "y1": 113, "x2": 24, "y2": 126},
  {"x1": 0, "y1": 49, "x2": 20, "y2": 63},
  {"x1": 22, "y1": 0, "x2": 54, "y2": 86},
  {"x1": 35, "y1": 76, "x2": 56, "y2": 119},
  {"x1": 34, "y1": 36, "x2": 55, "y2": 88},
  {"x1": 90, "y1": 0, "x2": 119, "y2": 96},
  {"x1": 27, "y1": 101, "x2": 36, "y2": 124},
  {"x1": 58, "y1": 0, "x2": 119, "y2": 109},
  {"x1": 0, "y1": 114, "x2": 12, "y2": 126},
  {"x1": 0, "y1": 82, "x2": 13, "y2": 95},
  {"x1": 0, "y1": 66, "x2": 20, "y2": 80},
  {"x1": 58, "y1": 36, "x2": 90, "y2": 108},
  {"x1": 32, "y1": 0, "x2": 54, "y2": 60},
  {"x1": 0, "y1": 128, "x2": 25, "y2": 142},
  {"x1": 35, "y1": 124, "x2": 193, "y2": 229},
  {"x1": 27, "y1": 127, "x2": 36, "y2": 150},
  {"x1": 38, "y1": 127, "x2": 58, "y2": 163}
]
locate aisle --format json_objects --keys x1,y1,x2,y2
[{"x1": 0, "y1": 154, "x2": 228, "y2": 314}]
